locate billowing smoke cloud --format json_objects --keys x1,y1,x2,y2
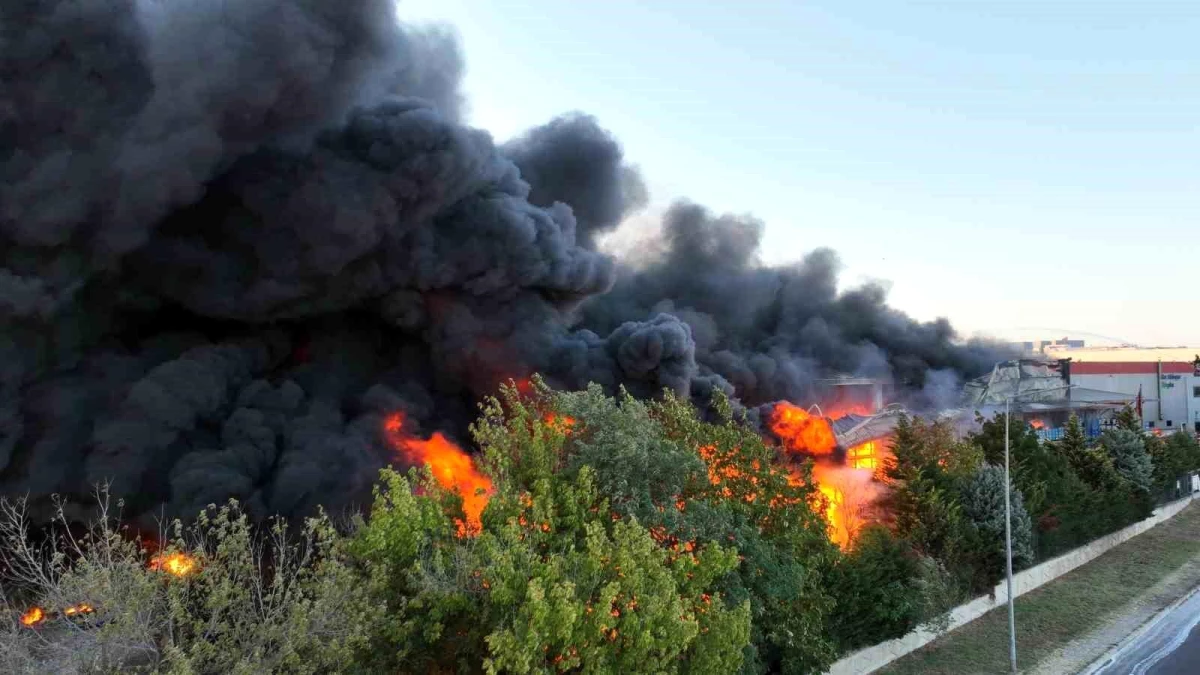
[
  {"x1": 579, "y1": 202, "x2": 1008, "y2": 407},
  {"x1": 0, "y1": 0, "x2": 1009, "y2": 526},
  {"x1": 502, "y1": 113, "x2": 648, "y2": 249}
]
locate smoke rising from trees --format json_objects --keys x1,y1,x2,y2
[{"x1": 0, "y1": 0, "x2": 1010, "y2": 524}]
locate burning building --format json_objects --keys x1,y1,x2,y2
[
  {"x1": 963, "y1": 359, "x2": 1135, "y2": 440},
  {"x1": 0, "y1": 0, "x2": 1011, "y2": 530},
  {"x1": 765, "y1": 377, "x2": 903, "y2": 548}
]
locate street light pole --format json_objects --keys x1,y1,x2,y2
[
  {"x1": 1002, "y1": 383, "x2": 1074, "y2": 674},
  {"x1": 1004, "y1": 396, "x2": 1016, "y2": 674}
]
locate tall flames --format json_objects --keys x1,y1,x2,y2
[
  {"x1": 810, "y1": 463, "x2": 880, "y2": 549},
  {"x1": 384, "y1": 412, "x2": 494, "y2": 536},
  {"x1": 767, "y1": 402, "x2": 887, "y2": 549}
]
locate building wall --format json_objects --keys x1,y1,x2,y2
[{"x1": 1070, "y1": 362, "x2": 1200, "y2": 433}]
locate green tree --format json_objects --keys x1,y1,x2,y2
[
  {"x1": 478, "y1": 468, "x2": 749, "y2": 675},
  {"x1": 521, "y1": 382, "x2": 839, "y2": 674},
  {"x1": 1147, "y1": 432, "x2": 1200, "y2": 497},
  {"x1": 1057, "y1": 415, "x2": 1124, "y2": 492},
  {"x1": 0, "y1": 493, "x2": 368, "y2": 674},
  {"x1": 968, "y1": 412, "x2": 1151, "y2": 559},
  {"x1": 885, "y1": 415, "x2": 984, "y2": 596},
  {"x1": 1100, "y1": 429, "x2": 1154, "y2": 493},
  {"x1": 825, "y1": 526, "x2": 953, "y2": 653},
  {"x1": 958, "y1": 464, "x2": 1035, "y2": 581},
  {"x1": 1114, "y1": 405, "x2": 1142, "y2": 433}
]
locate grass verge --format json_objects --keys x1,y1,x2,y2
[{"x1": 879, "y1": 501, "x2": 1200, "y2": 675}]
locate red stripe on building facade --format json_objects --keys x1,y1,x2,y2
[{"x1": 1068, "y1": 362, "x2": 1194, "y2": 375}]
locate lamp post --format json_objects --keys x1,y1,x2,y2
[{"x1": 1003, "y1": 384, "x2": 1074, "y2": 674}]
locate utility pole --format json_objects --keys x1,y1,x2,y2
[
  {"x1": 1003, "y1": 384, "x2": 1074, "y2": 674},
  {"x1": 1004, "y1": 395, "x2": 1016, "y2": 674}
]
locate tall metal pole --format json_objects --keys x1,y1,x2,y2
[{"x1": 1005, "y1": 397, "x2": 1017, "y2": 674}]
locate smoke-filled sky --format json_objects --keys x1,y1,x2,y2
[
  {"x1": 401, "y1": 0, "x2": 1200, "y2": 347},
  {"x1": 0, "y1": 0, "x2": 1163, "y2": 525}
]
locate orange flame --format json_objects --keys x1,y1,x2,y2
[
  {"x1": 384, "y1": 412, "x2": 493, "y2": 536},
  {"x1": 816, "y1": 483, "x2": 846, "y2": 548},
  {"x1": 63, "y1": 603, "x2": 94, "y2": 617},
  {"x1": 543, "y1": 413, "x2": 576, "y2": 435},
  {"x1": 1029, "y1": 419, "x2": 1046, "y2": 430},
  {"x1": 150, "y1": 552, "x2": 199, "y2": 577},
  {"x1": 769, "y1": 402, "x2": 837, "y2": 457},
  {"x1": 810, "y1": 463, "x2": 878, "y2": 550},
  {"x1": 20, "y1": 606, "x2": 45, "y2": 627}
]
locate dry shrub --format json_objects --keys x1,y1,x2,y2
[{"x1": 0, "y1": 487, "x2": 368, "y2": 674}]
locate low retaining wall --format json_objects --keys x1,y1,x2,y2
[{"x1": 827, "y1": 492, "x2": 1199, "y2": 675}]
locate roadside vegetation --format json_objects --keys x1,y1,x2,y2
[
  {"x1": 879, "y1": 501, "x2": 1200, "y2": 675},
  {"x1": 3, "y1": 379, "x2": 1198, "y2": 674}
]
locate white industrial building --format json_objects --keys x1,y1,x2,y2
[
  {"x1": 1067, "y1": 360, "x2": 1200, "y2": 434},
  {"x1": 1042, "y1": 346, "x2": 1200, "y2": 434},
  {"x1": 962, "y1": 359, "x2": 1134, "y2": 440}
]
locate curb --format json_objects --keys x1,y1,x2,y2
[{"x1": 1077, "y1": 579, "x2": 1200, "y2": 675}]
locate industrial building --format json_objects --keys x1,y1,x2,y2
[
  {"x1": 962, "y1": 359, "x2": 1135, "y2": 440},
  {"x1": 1042, "y1": 349, "x2": 1200, "y2": 434}
]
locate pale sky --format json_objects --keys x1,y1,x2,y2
[{"x1": 399, "y1": 1, "x2": 1199, "y2": 347}]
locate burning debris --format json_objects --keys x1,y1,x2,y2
[
  {"x1": 0, "y1": 0, "x2": 1010, "y2": 531},
  {"x1": 18, "y1": 602, "x2": 97, "y2": 629}
]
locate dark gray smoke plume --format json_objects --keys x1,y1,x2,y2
[
  {"x1": 0, "y1": 0, "x2": 1009, "y2": 526},
  {"x1": 579, "y1": 202, "x2": 1009, "y2": 407},
  {"x1": 502, "y1": 113, "x2": 648, "y2": 249}
]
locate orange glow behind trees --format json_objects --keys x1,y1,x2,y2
[
  {"x1": 384, "y1": 412, "x2": 494, "y2": 536},
  {"x1": 543, "y1": 413, "x2": 577, "y2": 435}
]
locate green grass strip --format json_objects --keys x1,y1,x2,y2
[{"x1": 880, "y1": 502, "x2": 1200, "y2": 675}]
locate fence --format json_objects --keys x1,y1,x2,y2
[
  {"x1": 1034, "y1": 418, "x2": 1102, "y2": 442},
  {"x1": 1156, "y1": 471, "x2": 1200, "y2": 505}
]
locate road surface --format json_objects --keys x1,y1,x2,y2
[{"x1": 1090, "y1": 586, "x2": 1200, "y2": 675}]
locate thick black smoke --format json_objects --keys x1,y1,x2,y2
[
  {"x1": 502, "y1": 113, "x2": 648, "y2": 249},
  {"x1": 579, "y1": 202, "x2": 1009, "y2": 407},
  {"x1": 0, "y1": 0, "x2": 1009, "y2": 526}
]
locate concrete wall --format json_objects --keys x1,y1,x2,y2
[{"x1": 826, "y1": 493, "x2": 1200, "y2": 675}]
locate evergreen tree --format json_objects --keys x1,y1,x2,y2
[
  {"x1": 1061, "y1": 414, "x2": 1087, "y2": 455},
  {"x1": 959, "y1": 464, "x2": 1035, "y2": 574},
  {"x1": 1057, "y1": 415, "x2": 1124, "y2": 492},
  {"x1": 1114, "y1": 405, "x2": 1142, "y2": 434},
  {"x1": 1100, "y1": 429, "x2": 1154, "y2": 493}
]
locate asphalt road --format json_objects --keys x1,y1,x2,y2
[{"x1": 1090, "y1": 587, "x2": 1200, "y2": 675}]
